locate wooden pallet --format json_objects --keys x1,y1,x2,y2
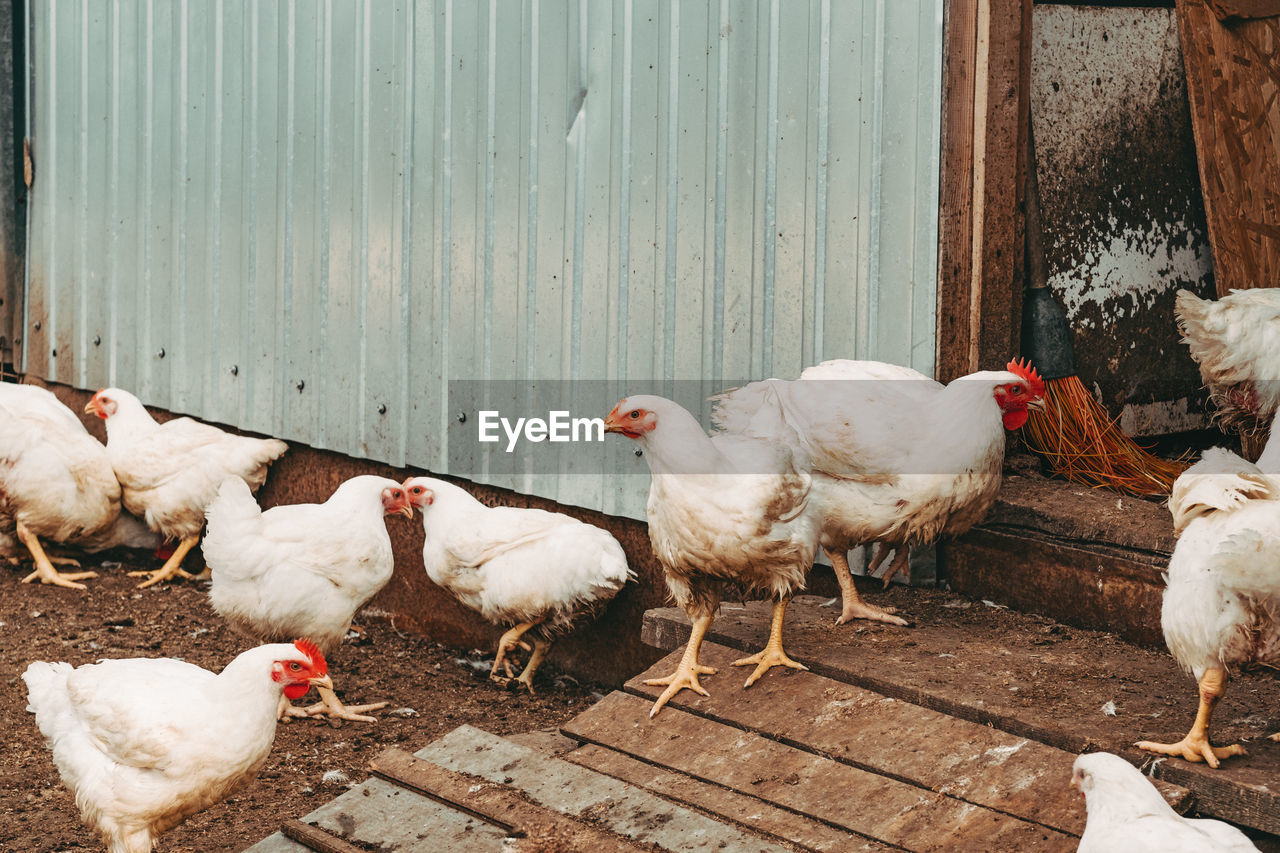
[
  {"x1": 243, "y1": 725, "x2": 793, "y2": 853},
  {"x1": 638, "y1": 597, "x2": 1280, "y2": 841}
]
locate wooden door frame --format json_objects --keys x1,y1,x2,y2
[{"x1": 935, "y1": 0, "x2": 1032, "y2": 382}]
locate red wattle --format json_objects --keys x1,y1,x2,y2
[
  {"x1": 1002, "y1": 408, "x2": 1029, "y2": 430},
  {"x1": 283, "y1": 683, "x2": 310, "y2": 700}
]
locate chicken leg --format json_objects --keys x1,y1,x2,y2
[
  {"x1": 491, "y1": 620, "x2": 540, "y2": 682},
  {"x1": 512, "y1": 638, "x2": 552, "y2": 693},
  {"x1": 828, "y1": 549, "x2": 908, "y2": 626},
  {"x1": 15, "y1": 522, "x2": 99, "y2": 589},
  {"x1": 128, "y1": 536, "x2": 201, "y2": 589},
  {"x1": 1136, "y1": 667, "x2": 1247, "y2": 768},
  {"x1": 732, "y1": 597, "x2": 808, "y2": 687},
  {"x1": 291, "y1": 684, "x2": 388, "y2": 723},
  {"x1": 645, "y1": 612, "x2": 717, "y2": 718},
  {"x1": 870, "y1": 544, "x2": 911, "y2": 588}
]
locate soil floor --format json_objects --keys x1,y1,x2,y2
[{"x1": 0, "y1": 555, "x2": 609, "y2": 853}]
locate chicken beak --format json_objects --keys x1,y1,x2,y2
[
  {"x1": 308, "y1": 674, "x2": 334, "y2": 692},
  {"x1": 1027, "y1": 397, "x2": 1047, "y2": 413},
  {"x1": 397, "y1": 504, "x2": 415, "y2": 519},
  {"x1": 603, "y1": 409, "x2": 626, "y2": 434},
  {"x1": 82, "y1": 400, "x2": 97, "y2": 416}
]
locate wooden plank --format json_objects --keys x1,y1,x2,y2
[
  {"x1": 945, "y1": 527, "x2": 1166, "y2": 647},
  {"x1": 936, "y1": 0, "x2": 979, "y2": 381},
  {"x1": 1207, "y1": 0, "x2": 1280, "y2": 21},
  {"x1": 621, "y1": 643, "x2": 1193, "y2": 834},
  {"x1": 1177, "y1": 0, "x2": 1280, "y2": 298},
  {"x1": 563, "y1": 692, "x2": 1078, "y2": 852},
  {"x1": 280, "y1": 820, "x2": 369, "y2": 853},
  {"x1": 370, "y1": 747, "x2": 656, "y2": 852},
  {"x1": 286, "y1": 777, "x2": 509, "y2": 853},
  {"x1": 640, "y1": 598, "x2": 1280, "y2": 835},
  {"x1": 564, "y1": 742, "x2": 882, "y2": 853},
  {"x1": 413, "y1": 725, "x2": 791, "y2": 853},
  {"x1": 242, "y1": 833, "x2": 311, "y2": 853}
]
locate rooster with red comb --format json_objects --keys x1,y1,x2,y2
[{"x1": 712, "y1": 358, "x2": 1044, "y2": 625}]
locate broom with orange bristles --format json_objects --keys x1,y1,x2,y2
[{"x1": 1018, "y1": 121, "x2": 1187, "y2": 498}]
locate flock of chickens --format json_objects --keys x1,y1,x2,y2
[{"x1": 5, "y1": 287, "x2": 1280, "y2": 852}]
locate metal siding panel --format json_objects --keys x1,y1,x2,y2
[{"x1": 24, "y1": 0, "x2": 942, "y2": 521}]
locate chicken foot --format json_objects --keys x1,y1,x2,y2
[
  {"x1": 645, "y1": 613, "x2": 717, "y2": 718},
  {"x1": 128, "y1": 536, "x2": 201, "y2": 589},
  {"x1": 733, "y1": 597, "x2": 808, "y2": 688},
  {"x1": 15, "y1": 522, "x2": 99, "y2": 589},
  {"x1": 1136, "y1": 667, "x2": 1247, "y2": 768},
  {"x1": 828, "y1": 549, "x2": 908, "y2": 627},
  {"x1": 510, "y1": 638, "x2": 552, "y2": 694},
  {"x1": 289, "y1": 684, "x2": 388, "y2": 723},
  {"x1": 870, "y1": 544, "x2": 911, "y2": 588},
  {"x1": 491, "y1": 620, "x2": 540, "y2": 682}
]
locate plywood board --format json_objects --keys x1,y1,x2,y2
[{"x1": 1177, "y1": 0, "x2": 1280, "y2": 297}]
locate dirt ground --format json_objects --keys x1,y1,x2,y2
[{"x1": 0, "y1": 554, "x2": 609, "y2": 853}]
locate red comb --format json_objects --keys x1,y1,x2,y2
[
  {"x1": 293, "y1": 638, "x2": 327, "y2": 676},
  {"x1": 1006, "y1": 358, "x2": 1045, "y2": 398}
]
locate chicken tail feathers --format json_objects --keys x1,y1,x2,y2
[
  {"x1": 204, "y1": 476, "x2": 263, "y2": 540},
  {"x1": 1169, "y1": 447, "x2": 1276, "y2": 534}
]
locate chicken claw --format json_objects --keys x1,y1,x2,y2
[
  {"x1": 296, "y1": 684, "x2": 388, "y2": 723},
  {"x1": 828, "y1": 548, "x2": 910, "y2": 627},
  {"x1": 1137, "y1": 668, "x2": 1245, "y2": 769},
  {"x1": 15, "y1": 522, "x2": 98, "y2": 589},
  {"x1": 491, "y1": 621, "x2": 539, "y2": 683},
  {"x1": 129, "y1": 536, "x2": 200, "y2": 588},
  {"x1": 646, "y1": 613, "x2": 715, "y2": 718},
  {"x1": 731, "y1": 598, "x2": 807, "y2": 688},
  {"x1": 871, "y1": 545, "x2": 911, "y2": 589},
  {"x1": 1135, "y1": 735, "x2": 1246, "y2": 769}
]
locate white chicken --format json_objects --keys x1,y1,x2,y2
[
  {"x1": 711, "y1": 359, "x2": 1044, "y2": 625},
  {"x1": 0, "y1": 383, "x2": 161, "y2": 589},
  {"x1": 403, "y1": 476, "x2": 633, "y2": 692},
  {"x1": 1176, "y1": 287, "x2": 1280, "y2": 438},
  {"x1": 84, "y1": 387, "x2": 288, "y2": 588},
  {"x1": 23, "y1": 640, "x2": 331, "y2": 853},
  {"x1": 1073, "y1": 752, "x2": 1258, "y2": 851},
  {"x1": 203, "y1": 475, "x2": 414, "y2": 721},
  {"x1": 605, "y1": 393, "x2": 820, "y2": 717},
  {"x1": 1136, "y1": 418, "x2": 1280, "y2": 767}
]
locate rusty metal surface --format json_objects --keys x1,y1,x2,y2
[{"x1": 1032, "y1": 6, "x2": 1215, "y2": 435}]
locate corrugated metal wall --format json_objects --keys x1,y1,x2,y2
[{"x1": 21, "y1": 0, "x2": 943, "y2": 519}]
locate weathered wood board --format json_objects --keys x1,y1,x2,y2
[
  {"x1": 414, "y1": 725, "x2": 791, "y2": 853},
  {"x1": 1176, "y1": 0, "x2": 1280, "y2": 296},
  {"x1": 241, "y1": 776, "x2": 510, "y2": 853},
  {"x1": 620, "y1": 642, "x2": 1192, "y2": 835},
  {"x1": 563, "y1": 691, "x2": 1077, "y2": 852},
  {"x1": 640, "y1": 598, "x2": 1280, "y2": 836},
  {"x1": 564, "y1": 742, "x2": 876, "y2": 852}
]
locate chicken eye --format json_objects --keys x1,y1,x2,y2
[
  {"x1": 411, "y1": 486, "x2": 423, "y2": 494},
  {"x1": 1011, "y1": 387, "x2": 1023, "y2": 395},
  {"x1": 288, "y1": 662, "x2": 302, "y2": 671},
  {"x1": 629, "y1": 410, "x2": 640, "y2": 419}
]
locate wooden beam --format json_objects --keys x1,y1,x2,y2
[
  {"x1": 937, "y1": 0, "x2": 1032, "y2": 381},
  {"x1": 279, "y1": 821, "x2": 368, "y2": 853},
  {"x1": 1176, "y1": 0, "x2": 1280, "y2": 298}
]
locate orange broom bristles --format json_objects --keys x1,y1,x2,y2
[{"x1": 1022, "y1": 375, "x2": 1188, "y2": 498}]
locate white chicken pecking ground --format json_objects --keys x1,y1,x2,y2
[
  {"x1": 403, "y1": 475, "x2": 633, "y2": 693},
  {"x1": 1136, "y1": 411, "x2": 1280, "y2": 768},
  {"x1": 84, "y1": 387, "x2": 289, "y2": 588},
  {"x1": 0, "y1": 382, "x2": 161, "y2": 589},
  {"x1": 23, "y1": 640, "x2": 332, "y2": 853},
  {"x1": 605, "y1": 392, "x2": 820, "y2": 717},
  {"x1": 1073, "y1": 752, "x2": 1259, "y2": 852},
  {"x1": 202, "y1": 475, "x2": 415, "y2": 722},
  {"x1": 711, "y1": 358, "x2": 1044, "y2": 626}
]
